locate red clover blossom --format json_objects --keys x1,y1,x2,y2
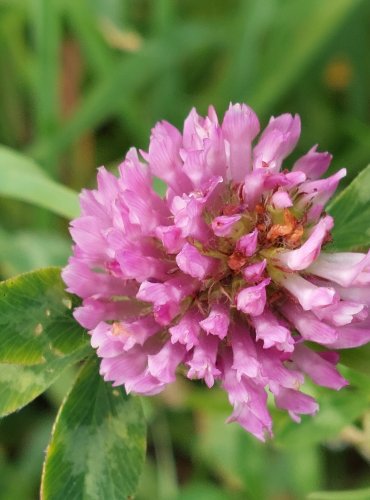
[{"x1": 63, "y1": 104, "x2": 370, "y2": 440}]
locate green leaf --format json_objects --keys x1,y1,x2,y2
[
  {"x1": 0, "y1": 145, "x2": 79, "y2": 219},
  {"x1": 307, "y1": 487, "x2": 370, "y2": 500},
  {"x1": 0, "y1": 267, "x2": 89, "y2": 365},
  {"x1": 327, "y1": 164, "x2": 370, "y2": 250},
  {"x1": 41, "y1": 358, "x2": 146, "y2": 500},
  {"x1": 194, "y1": 407, "x2": 322, "y2": 499},
  {"x1": 339, "y1": 344, "x2": 370, "y2": 376},
  {"x1": 0, "y1": 345, "x2": 89, "y2": 417}
]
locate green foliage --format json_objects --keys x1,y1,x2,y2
[
  {"x1": 340, "y1": 344, "x2": 370, "y2": 376},
  {"x1": 308, "y1": 487, "x2": 370, "y2": 500},
  {"x1": 328, "y1": 164, "x2": 370, "y2": 250},
  {"x1": 0, "y1": 267, "x2": 90, "y2": 416},
  {"x1": 0, "y1": 268, "x2": 146, "y2": 499},
  {"x1": 0, "y1": 267, "x2": 88, "y2": 365},
  {"x1": 0, "y1": 349, "x2": 88, "y2": 418},
  {"x1": 193, "y1": 407, "x2": 322, "y2": 499},
  {"x1": 41, "y1": 358, "x2": 146, "y2": 500},
  {"x1": 0, "y1": 146, "x2": 79, "y2": 219}
]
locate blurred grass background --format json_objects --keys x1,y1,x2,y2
[{"x1": 0, "y1": 0, "x2": 370, "y2": 498}]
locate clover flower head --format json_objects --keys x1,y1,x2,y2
[{"x1": 63, "y1": 103, "x2": 370, "y2": 440}]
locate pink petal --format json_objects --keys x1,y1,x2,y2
[
  {"x1": 100, "y1": 346, "x2": 165, "y2": 396},
  {"x1": 257, "y1": 347, "x2": 304, "y2": 390},
  {"x1": 225, "y1": 377, "x2": 272, "y2": 441},
  {"x1": 169, "y1": 308, "x2": 202, "y2": 350},
  {"x1": 271, "y1": 190, "x2": 293, "y2": 208},
  {"x1": 91, "y1": 322, "x2": 124, "y2": 357},
  {"x1": 70, "y1": 216, "x2": 109, "y2": 261},
  {"x1": 292, "y1": 145, "x2": 332, "y2": 180},
  {"x1": 242, "y1": 259, "x2": 267, "y2": 282},
  {"x1": 226, "y1": 401, "x2": 272, "y2": 441},
  {"x1": 200, "y1": 303, "x2": 230, "y2": 340},
  {"x1": 182, "y1": 123, "x2": 227, "y2": 187},
  {"x1": 252, "y1": 308, "x2": 294, "y2": 352},
  {"x1": 263, "y1": 171, "x2": 306, "y2": 190},
  {"x1": 186, "y1": 334, "x2": 221, "y2": 388},
  {"x1": 145, "y1": 121, "x2": 192, "y2": 192},
  {"x1": 325, "y1": 320, "x2": 370, "y2": 348},
  {"x1": 279, "y1": 274, "x2": 336, "y2": 311},
  {"x1": 212, "y1": 214, "x2": 242, "y2": 237},
  {"x1": 74, "y1": 297, "x2": 144, "y2": 330},
  {"x1": 147, "y1": 341, "x2": 186, "y2": 384},
  {"x1": 281, "y1": 301, "x2": 338, "y2": 345},
  {"x1": 62, "y1": 258, "x2": 137, "y2": 299},
  {"x1": 273, "y1": 388, "x2": 319, "y2": 423},
  {"x1": 331, "y1": 283, "x2": 370, "y2": 306},
  {"x1": 222, "y1": 103, "x2": 260, "y2": 181},
  {"x1": 156, "y1": 225, "x2": 185, "y2": 253},
  {"x1": 243, "y1": 171, "x2": 265, "y2": 209},
  {"x1": 298, "y1": 168, "x2": 346, "y2": 211},
  {"x1": 236, "y1": 278, "x2": 270, "y2": 316},
  {"x1": 230, "y1": 323, "x2": 260, "y2": 379},
  {"x1": 277, "y1": 215, "x2": 333, "y2": 271},
  {"x1": 176, "y1": 242, "x2": 218, "y2": 279},
  {"x1": 96, "y1": 167, "x2": 120, "y2": 201},
  {"x1": 236, "y1": 229, "x2": 258, "y2": 256},
  {"x1": 182, "y1": 107, "x2": 216, "y2": 150},
  {"x1": 116, "y1": 250, "x2": 171, "y2": 281},
  {"x1": 293, "y1": 344, "x2": 348, "y2": 390},
  {"x1": 308, "y1": 251, "x2": 370, "y2": 287},
  {"x1": 253, "y1": 114, "x2": 301, "y2": 172},
  {"x1": 312, "y1": 301, "x2": 367, "y2": 327}
]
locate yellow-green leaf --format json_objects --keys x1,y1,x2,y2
[
  {"x1": 0, "y1": 345, "x2": 90, "y2": 417},
  {"x1": 0, "y1": 267, "x2": 89, "y2": 365}
]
